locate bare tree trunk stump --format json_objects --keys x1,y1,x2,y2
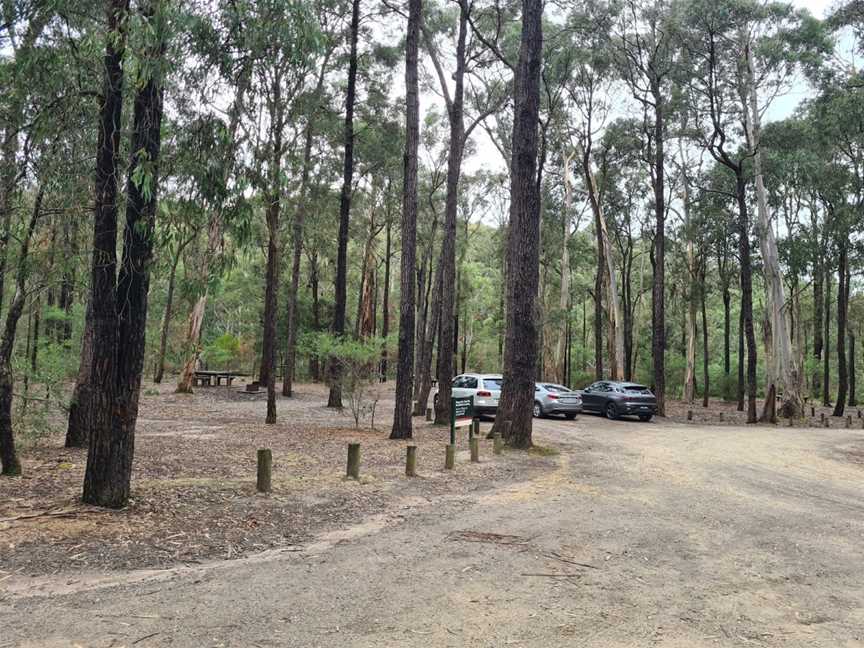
[
  {"x1": 445, "y1": 444, "x2": 455, "y2": 470},
  {"x1": 470, "y1": 437, "x2": 480, "y2": 463},
  {"x1": 347, "y1": 443, "x2": 361, "y2": 479},
  {"x1": 257, "y1": 448, "x2": 272, "y2": 493},
  {"x1": 405, "y1": 445, "x2": 417, "y2": 477}
]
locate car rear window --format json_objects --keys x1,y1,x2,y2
[
  {"x1": 543, "y1": 384, "x2": 571, "y2": 392},
  {"x1": 482, "y1": 378, "x2": 503, "y2": 390},
  {"x1": 621, "y1": 384, "x2": 650, "y2": 393}
]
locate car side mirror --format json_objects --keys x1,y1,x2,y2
[{"x1": 583, "y1": 387, "x2": 591, "y2": 393}]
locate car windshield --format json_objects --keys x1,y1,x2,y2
[
  {"x1": 543, "y1": 384, "x2": 571, "y2": 393},
  {"x1": 482, "y1": 378, "x2": 503, "y2": 390}
]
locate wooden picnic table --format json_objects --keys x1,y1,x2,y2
[{"x1": 193, "y1": 370, "x2": 243, "y2": 387}]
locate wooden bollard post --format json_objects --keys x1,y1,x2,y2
[
  {"x1": 445, "y1": 444, "x2": 456, "y2": 470},
  {"x1": 847, "y1": 415, "x2": 852, "y2": 429},
  {"x1": 472, "y1": 418, "x2": 480, "y2": 439},
  {"x1": 405, "y1": 445, "x2": 417, "y2": 477},
  {"x1": 858, "y1": 409, "x2": 862, "y2": 418},
  {"x1": 823, "y1": 417, "x2": 830, "y2": 429},
  {"x1": 493, "y1": 432, "x2": 503, "y2": 455},
  {"x1": 787, "y1": 416, "x2": 793, "y2": 427},
  {"x1": 347, "y1": 443, "x2": 361, "y2": 479},
  {"x1": 718, "y1": 412, "x2": 724, "y2": 422},
  {"x1": 687, "y1": 410, "x2": 693, "y2": 421},
  {"x1": 470, "y1": 437, "x2": 480, "y2": 463},
  {"x1": 811, "y1": 406, "x2": 816, "y2": 417},
  {"x1": 426, "y1": 407, "x2": 433, "y2": 422},
  {"x1": 820, "y1": 412, "x2": 825, "y2": 424},
  {"x1": 257, "y1": 448, "x2": 272, "y2": 493}
]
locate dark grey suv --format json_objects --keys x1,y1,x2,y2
[{"x1": 580, "y1": 381, "x2": 657, "y2": 421}]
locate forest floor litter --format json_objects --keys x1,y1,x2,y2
[{"x1": 3, "y1": 381, "x2": 864, "y2": 646}]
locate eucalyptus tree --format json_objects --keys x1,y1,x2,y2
[
  {"x1": 230, "y1": 0, "x2": 321, "y2": 422},
  {"x1": 327, "y1": 0, "x2": 362, "y2": 409},
  {"x1": 494, "y1": 0, "x2": 543, "y2": 448},
  {"x1": 561, "y1": 1, "x2": 627, "y2": 381},
  {"x1": 390, "y1": 0, "x2": 421, "y2": 440},
  {"x1": 615, "y1": 0, "x2": 676, "y2": 413},
  {"x1": 679, "y1": 0, "x2": 759, "y2": 422},
  {"x1": 82, "y1": 0, "x2": 168, "y2": 507},
  {"x1": 421, "y1": 0, "x2": 504, "y2": 424}
]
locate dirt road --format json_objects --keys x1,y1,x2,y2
[{"x1": 3, "y1": 415, "x2": 864, "y2": 647}]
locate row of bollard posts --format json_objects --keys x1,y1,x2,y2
[{"x1": 255, "y1": 419, "x2": 512, "y2": 491}]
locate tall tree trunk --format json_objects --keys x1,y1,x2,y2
[
  {"x1": 583, "y1": 154, "x2": 625, "y2": 379},
  {"x1": 593, "y1": 266, "x2": 604, "y2": 379},
  {"x1": 849, "y1": 326, "x2": 857, "y2": 408},
  {"x1": 431, "y1": 1, "x2": 468, "y2": 426},
  {"x1": 68, "y1": 0, "x2": 128, "y2": 453},
  {"x1": 260, "y1": 75, "x2": 285, "y2": 424},
  {"x1": 390, "y1": 0, "x2": 421, "y2": 440},
  {"x1": 683, "y1": 153, "x2": 696, "y2": 405},
  {"x1": 743, "y1": 38, "x2": 803, "y2": 418},
  {"x1": 379, "y1": 219, "x2": 391, "y2": 380},
  {"x1": 308, "y1": 249, "x2": 322, "y2": 381},
  {"x1": 701, "y1": 263, "x2": 709, "y2": 408},
  {"x1": 283, "y1": 55, "x2": 329, "y2": 398},
  {"x1": 736, "y1": 175, "x2": 757, "y2": 423},
  {"x1": 492, "y1": 0, "x2": 543, "y2": 448},
  {"x1": 651, "y1": 81, "x2": 666, "y2": 415},
  {"x1": 328, "y1": 0, "x2": 361, "y2": 409},
  {"x1": 154, "y1": 239, "x2": 187, "y2": 384},
  {"x1": 823, "y1": 270, "x2": 831, "y2": 406},
  {"x1": 833, "y1": 245, "x2": 848, "y2": 417},
  {"x1": 556, "y1": 151, "x2": 575, "y2": 384},
  {"x1": 0, "y1": 186, "x2": 43, "y2": 476},
  {"x1": 737, "y1": 305, "x2": 745, "y2": 411},
  {"x1": 414, "y1": 260, "x2": 442, "y2": 416},
  {"x1": 722, "y1": 282, "x2": 731, "y2": 380},
  {"x1": 813, "y1": 258, "x2": 823, "y2": 398},
  {"x1": 83, "y1": 0, "x2": 164, "y2": 508}
]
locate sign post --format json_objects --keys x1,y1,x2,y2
[{"x1": 450, "y1": 396, "x2": 474, "y2": 445}]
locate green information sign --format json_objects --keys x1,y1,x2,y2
[{"x1": 450, "y1": 396, "x2": 474, "y2": 445}]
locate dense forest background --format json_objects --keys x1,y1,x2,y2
[{"x1": 2, "y1": 0, "x2": 864, "y2": 496}]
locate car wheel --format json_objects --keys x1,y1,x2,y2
[
  {"x1": 533, "y1": 402, "x2": 543, "y2": 418},
  {"x1": 564, "y1": 413, "x2": 577, "y2": 420},
  {"x1": 638, "y1": 414, "x2": 653, "y2": 422},
  {"x1": 605, "y1": 403, "x2": 618, "y2": 420}
]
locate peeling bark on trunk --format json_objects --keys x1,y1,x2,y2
[
  {"x1": 556, "y1": 151, "x2": 575, "y2": 385},
  {"x1": 743, "y1": 38, "x2": 802, "y2": 418},
  {"x1": 582, "y1": 153, "x2": 625, "y2": 380}
]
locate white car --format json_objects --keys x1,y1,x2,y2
[{"x1": 433, "y1": 373, "x2": 503, "y2": 417}]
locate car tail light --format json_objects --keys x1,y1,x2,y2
[
  {"x1": 476, "y1": 390, "x2": 492, "y2": 397},
  {"x1": 547, "y1": 394, "x2": 559, "y2": 400}
]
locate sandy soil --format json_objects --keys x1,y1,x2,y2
[
  {"x1": 2, "y1": 393, "x2": 863, "y2": 647},
  {"x1": 0, "y1": 381, "x2": 553, "y2": 574}
]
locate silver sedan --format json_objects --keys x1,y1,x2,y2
[{"x1": 534, "y1": 383, "x2": 583, "y2": 419}]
